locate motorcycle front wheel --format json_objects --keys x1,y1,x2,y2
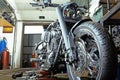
[{"x1": 67, "y1": 21, "x2": 117, "y2": 80}]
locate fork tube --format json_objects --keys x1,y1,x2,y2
[{"x1": 56, "y1": 6, "x2": 72, "y2": 55}]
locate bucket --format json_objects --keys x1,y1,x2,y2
[{"x1": 31, "y1": 53, "x2": 37, "y2": 68}]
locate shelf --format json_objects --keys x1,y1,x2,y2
[{"x1": 0, "y1": 18, "x2": 13, "y2": 33}]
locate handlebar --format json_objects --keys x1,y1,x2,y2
[{"x1": 30, "y1": 0, "x2": 59, "y2": 8}]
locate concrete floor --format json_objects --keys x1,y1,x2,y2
[
  {"x1": 0, "y1": 68, "x2": 69, "y2": 80},
  {"x1": 0, "y1": 69, "x2": 17, "y2": 80}
]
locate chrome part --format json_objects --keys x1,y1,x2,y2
[
  {"x1": 36, "y1": 21, "x2": 63, "y2": 69},
  {"x1": 56, "y1": 6, "x2": 73, "y2": 57},
  {"x1": 69, "y1": 33, "x2": 100, "y2": 79}
]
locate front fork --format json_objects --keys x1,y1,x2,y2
[{"x1": 56, "y1": 6, "x2": 73, "y2": 63}]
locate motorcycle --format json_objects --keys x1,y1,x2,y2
[{"x1": 33, "y1": 0, "x2": 117, "y2": 80}]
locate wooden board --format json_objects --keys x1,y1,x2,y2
[
  {"x1": 100, "y1": 0, "x2": 120, "y2": 4},
  {"x1": 0, "y1": 18, "x2": 13, "y2": 33},
  {"x1": 0, "y1": 18, "x2": 13, "y2": 27},
  {"x1": 111, "y1": 11, "x2": 120, "y2": 19}
]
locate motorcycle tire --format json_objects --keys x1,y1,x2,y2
[{"x1": 67, "y1": 21, "x2": 117, "y2": 80}]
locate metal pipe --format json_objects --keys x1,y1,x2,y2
[
  {"x1": 107, "y1": 0, "x2": 110, "y2": 11},
  {"x1": 88, "y1": 0, "x2": 90, "y2": 17}
]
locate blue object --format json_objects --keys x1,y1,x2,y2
[{"x1": 0, "y1": 39, "x2": 7, "y2": 59}]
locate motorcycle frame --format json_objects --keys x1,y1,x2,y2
[
  {"x1": 56, "y1": 5, "x2": 92, "y2": 62},
  {"x1": 34, "y1": 1, "x2": 92, "y2": 69},
  {"x1": 56, "y1": 6, "x2": 73, "y2": 58}
]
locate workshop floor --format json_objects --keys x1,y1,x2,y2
[{"x1": 0, "y1": 68, "x2": 69, "y2": 80}]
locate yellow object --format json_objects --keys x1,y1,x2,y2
[
  {"x1": 0, "y1": 18, "x2": 13, "y2": 33},
  {"x1": 3, "y1": 26, "x2": 13, "y2": 33}
]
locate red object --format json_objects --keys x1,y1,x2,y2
[
  {"x1": 36, "y1": 70, "x2": 57, "y2": 80},
  {"x1": 2, "y1": 50, "x2": 9, "y2": 69},
  {"x1": 31, "y1": 53, "x2": 37, "y2": 67},
  {"x1": 37, "y1": 77, "x2": 57, "y2": 80},
  {"x1": 37, "y1": 70, "x2": 50, "y2": 75}
]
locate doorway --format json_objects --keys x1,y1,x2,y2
[{"x1": 22, "y1": 25, "x2": 44, "y2": 68}]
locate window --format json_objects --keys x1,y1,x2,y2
[{"x1": 24, "y1": 25, "x2": 44, "y2": 34}]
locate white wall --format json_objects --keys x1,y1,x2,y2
[
  {"x1": 0, "y1": 23, "x2": 23, "y2": 69},
  {"x1": 2, "y1": 28, "x2": 15, "y2": 68},
  {"x1": 0, "y1": 27, "x2": 14, "y2": 68},
  {"x1": 0, "y1": 27, "x2": 3, "y2": 38},
  {"x1": 2, "y1": 28, "x2": 15, "y2": 55}
]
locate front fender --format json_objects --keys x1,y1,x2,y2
[
  {"x1": 70, "y1": 19, "x2": 92, "y2": 34},
  {"x1": 69, "y1": 19, "x2": 92, "y2": 48}
]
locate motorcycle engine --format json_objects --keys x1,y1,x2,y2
[{"x1": 37, "y1": 21, "x2": 62, "y2": 70}]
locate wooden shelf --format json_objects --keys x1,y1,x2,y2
[{"x1": 0, "y1": 18, "x2": 13, "y2": 33}]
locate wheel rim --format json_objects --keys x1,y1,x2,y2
[{"x1": 69, "y1": 33, "x2": 100, "y2": 79}]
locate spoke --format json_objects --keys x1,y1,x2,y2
[
  {"x1": 86, "y1": 38, "x2": 99, "y2": 78},
  {"x1": 70, "y1": 33, "x2": 100, "y2": 79}
]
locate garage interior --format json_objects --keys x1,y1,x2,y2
[{"x1": 0, "y1": 0, "x2": 120, "y2": 80}]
